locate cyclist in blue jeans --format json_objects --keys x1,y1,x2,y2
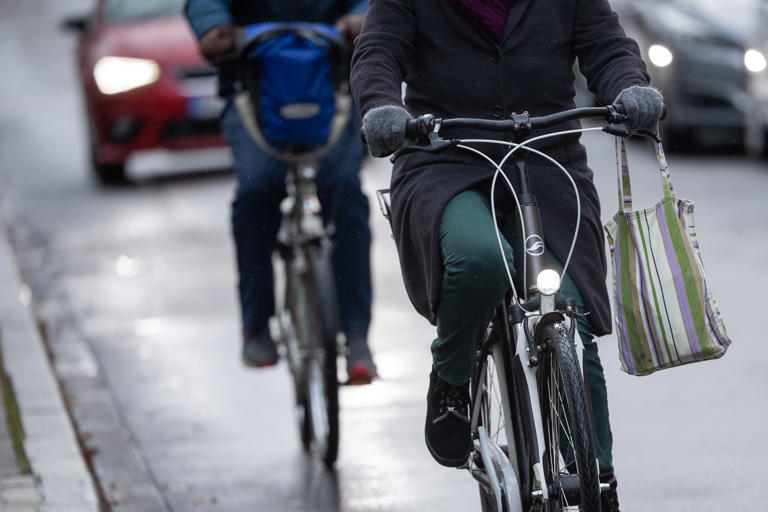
[{"x1": 185, "y1": 0, "x2": 377, "y2": 384}]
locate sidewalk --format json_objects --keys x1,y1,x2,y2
[{"x1": 0, "y1": 227, "x2": 99, "y2": 511}]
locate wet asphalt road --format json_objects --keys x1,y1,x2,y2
[{"x1": 2, "y1": 1, "x2": 768, "y2": 511}]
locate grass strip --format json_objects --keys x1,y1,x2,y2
[{"x1": 0, "y1": 332, "x2": 32, "y2": 474}]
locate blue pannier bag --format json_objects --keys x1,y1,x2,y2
[{"x1": 240, "y1": 23, "x2": 344, "y2": 152}]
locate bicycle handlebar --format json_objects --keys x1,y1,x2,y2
[
  {"x1": 209, "y1": 22, "x2": 347, "y2": 67},
  {"x1": 403, "y1": 106, "x2": 623, "y2": 140},
  {"x1": 359, "y1": 105, "x2": 661, "y2": 156}
]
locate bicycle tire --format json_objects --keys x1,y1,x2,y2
[
  {"x1": 299, "y1": 244, "x2": 340, "y2": 466},
  {"x1": 281, "y1": 251, "x2": 312, "y2": 451},
  {"x1": 537, "y1": 322, "x2": 600, "y2": 511}
]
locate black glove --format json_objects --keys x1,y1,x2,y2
[
  {"x1": 362, "y1": 105, "x2": 412, "y2": 157},
  {"x1": 613, "y1": 85, "x2": 665, "y2": 132}
]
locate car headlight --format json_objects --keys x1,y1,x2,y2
[
  {"x1": 536, "y1": 269, "x2": 561, "y2": 296},
  {"x1": 745, "y1": 49, "x2": 767, "y2": 73},
  {"x1": 648, "y1": 45, "x2": 673, "y2": 68},
  {"x1": 93, "y1": 56, "x2": 160, "y2": 95}
]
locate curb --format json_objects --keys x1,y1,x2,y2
[{"x1": 0, "y1": 228, "x2": 99, "y2": 511}]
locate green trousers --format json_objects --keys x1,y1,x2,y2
[{"x1": 432, "y1": 190, "x2": 614, "y2": 474}]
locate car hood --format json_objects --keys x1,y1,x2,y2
[{"x1": 91, "y1": 15, "x2": 206, "y2": 69}]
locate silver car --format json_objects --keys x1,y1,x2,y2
[{"x1": 606, "y1": 0, "x2": 767, "y2": 151}]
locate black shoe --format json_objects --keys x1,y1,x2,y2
[
  {"x1": 424, "y1": 368, "x2": 472, "y2": 467},
  {"x1": 600, "y1": 473, "x2": 621, "y2": 512},
  {"x1": 345, "y1": 336, "x2": 378, "y2": 385},
  {"x1": 242, "y1": 329, "x2": 279, "y2": 368}
]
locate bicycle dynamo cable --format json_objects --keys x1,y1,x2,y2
[{"x1": 455, "y1": 126, "x2": 602, "y2": 306}]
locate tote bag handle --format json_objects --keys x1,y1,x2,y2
[{"x1": 615, "y1": 137, "x2": 674, "y2": 211}]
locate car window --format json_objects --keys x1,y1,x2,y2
[{"x1": 105, "y1": 0, "x2": 186, "y2": 22}]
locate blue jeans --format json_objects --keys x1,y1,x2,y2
[{"x1": 220, "y1": 101, "x2": 372, "y2": 340}]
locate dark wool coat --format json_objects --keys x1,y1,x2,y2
[{"x1": 350, "y1": 0, "x2": 649, "y2": 335}]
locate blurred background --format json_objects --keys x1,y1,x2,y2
[
  {"x1": 577, "y1": 0, "x2": 768, "y2": 156},
  {"x1": 58, "y1": 0, "x2": 768, "y2": 185},
  {"x1": 0, "y1": 0, "x2": 766, "y2": 511}
]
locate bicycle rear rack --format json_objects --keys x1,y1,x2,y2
[{"x1": 376, "y1": 189, "x2": 391, "y2": 222}]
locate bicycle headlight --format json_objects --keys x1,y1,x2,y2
[
  {"x1": 94, "y1": 56, "x2": 160, "y2": 95},
  {"x1": 648, "y1": 45, "x2": 673, "y2": 68},
  {"x1": 745, "y1": 49, "x2": 767, "y2": 73},
  {"x1": 536, "y1": 269, "x2": 561, "y2": 296}
]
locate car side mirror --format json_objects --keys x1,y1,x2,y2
[{"x1": 62, "y1": 14, "x2": 90, "y2": 34}]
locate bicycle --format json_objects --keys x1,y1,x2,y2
[
  {"x1": 229, "y1": 22, "x2": 353, "y2": 466},
  {"x1": 375, "y1": 106, "x2": 652, "y2": 510}
]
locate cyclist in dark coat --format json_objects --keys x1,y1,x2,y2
[
  {"x1": 352, "y1": 0, "x2": 663, "y2": 508},
  {"x1": 185, "y1": 0, "x2": 378, "y2": 383}
]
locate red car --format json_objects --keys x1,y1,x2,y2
[{"x1": 64, "y1": 0, "x2": 226, "y2": 184}]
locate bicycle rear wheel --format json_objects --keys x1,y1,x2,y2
[
  {"x1": 537, "y1": 322, "x2": 600, "y2": 511},
  {"x1": 286, "y1": 243, "x2": 340, "y2": 465}
]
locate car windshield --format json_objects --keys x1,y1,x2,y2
[
  {"x1": 106, "y1": 0, "x2": 185, "y2": 22},
  {"x1": 675, "y1": 0, "x2": 762, "y2": 36}
]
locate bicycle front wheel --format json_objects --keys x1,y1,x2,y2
[
  {"x1": 289, "y1": 244, "x2": 340, "y2": 466},
  {"x1": 538, "y1": 322, "x2": 600, "y2": 511}
]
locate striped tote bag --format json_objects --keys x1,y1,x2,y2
[{"x1": 604, "y1": 138, "x2": 731, "y2": 376}]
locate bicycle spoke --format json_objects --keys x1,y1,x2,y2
[
  {"x1": 547, "y1": 358, "x2": 577, "y2": 466},
  {"x1": 549, "y1": 362, "x2": 563, "y2": 499},
  {"x1": 550, "y1": 386, "x2": 575, "y2": 455},
  {"x1": 487, "y1": 356, "x2": 505, "y2": 444}
]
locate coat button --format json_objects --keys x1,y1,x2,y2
[
  {"x1": 491, "y1": 105, "x2": 503, "y2": 118},
  {"x1": 490, "y1": 53, "x2": 500, "y2": 63}
]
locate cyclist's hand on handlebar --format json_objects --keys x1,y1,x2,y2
[
  {"x1": 199, "y1": 25, "x2": 242, "y2": 61},
  {"x1": 613, "y1": 85, "x2": 665, "y2": 132},
  {"x1": 335, "y1": 14, "x2": 365, "y2": 51},
  {"x1": 362, "y1": 106, "x2": 412, "y2": 157}
]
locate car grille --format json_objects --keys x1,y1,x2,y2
[
  {"x1": 671, "y1": 39, "x2": 746, "y2": 113},
  {"x1": 675, "y1": 40, "x2": 746, "y2": 86},
  {"x1": 161, "y1": 119, "x2": 220, "y2": 140},
  {"x1": 177, "y1": 66, "x2": 218, "y2": 79}
]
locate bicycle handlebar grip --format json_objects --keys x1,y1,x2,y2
[
  {"x1": 360, "y1": 118, "x2": 424, "y2": 145},
  {"x1": 404, "y1": 119, "x2": 422, "y2": 139}
]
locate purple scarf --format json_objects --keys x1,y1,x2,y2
[{"x1": 447, "y1": 0, "x2": 516, "y2": 42}]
